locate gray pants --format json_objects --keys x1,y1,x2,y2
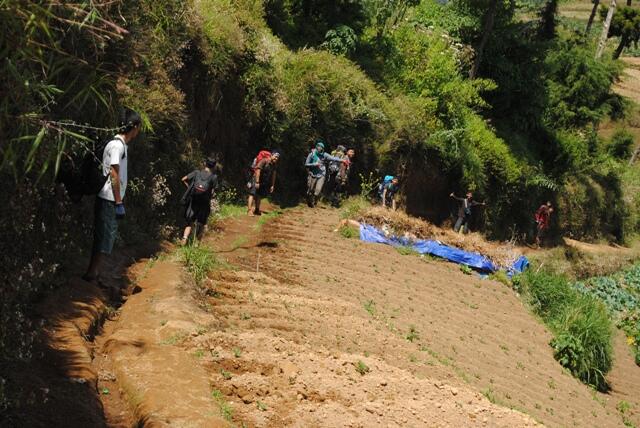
[
  {"x1": 454, "y1": 216, "x2": 469, "y2": 234},
  {"x1": 307, "y1": 174, "x2": 325, "y2": 197}
]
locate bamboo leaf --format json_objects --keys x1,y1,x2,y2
[{"x1": 25, "y1": 126, "x2": 47, "y2": 173}]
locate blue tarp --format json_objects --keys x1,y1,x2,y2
[{"x1": 359, "y1": 223, "x2": 528, "y2": 275}]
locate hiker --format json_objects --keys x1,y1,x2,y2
[
  {"x1": 326, "y1": 146, "x2": 355, "y2": 207},
  {"x1": 304, "y1": 140, "x2": 347, "y2": 207},
  {"x1": 180, "y1": 158, "x2": 219, "y2": 245},
  {"x1": 83, "y1": 109, "x2": 142, "y2": 283},
  {"x1": 247, "y1": 150, "x2": 280, "y2": 216},
  {"x1": 379, "y1": 176, "x2": 400, "y2": 210},
  {"x1": 450, "y1": 191, "x2": 485, "y2": 234},
  {"x1": 534, "y1": 201, "x2": 554, "y2": 247}
]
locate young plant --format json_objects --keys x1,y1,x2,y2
[{"x1": 354, "y1": 360, "x2": 370, "y2": 375}]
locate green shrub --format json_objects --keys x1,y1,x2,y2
[
  {"x1": 338, "y1": 225, "x2": 359, "y2": 239},
  {"x1": 522, "y1": 269, "x2": 614, "y2": 390},
  {"x1": 523, "y1": 270, "x2": 577, "y2": 322},
  {"x1": 178, "y1": 245, "x2": 219, "y2": 286},
  {"x1": 551, "y1": 295, "x2": 613, "y2": 391},
  {"x1": 608, "y1": 129, "x2": 635, "y2": 160}
]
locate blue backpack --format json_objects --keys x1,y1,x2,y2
[{"x1": 378, "y1": 175, "x2": 394, "y2": 195}]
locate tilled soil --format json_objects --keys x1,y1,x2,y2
[
  {"x1": 79, "y1": 203, "x2": 640, "y2": 427},
  {"x1": 195, "y1": 205, "x2": 640, "y2": 427}
]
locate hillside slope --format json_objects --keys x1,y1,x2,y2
[{"x1": 197, "y1": 205, "x2": 640, "y2": 427}]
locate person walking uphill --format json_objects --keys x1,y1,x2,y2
[
  {"x1": 180, "y1": 158, "x2": 218, "y2": 245},
  {"x1": 83, "y1": 109, "x2": 142, "y2": 284},
  {"x1": 247, "y1": 150, "x2": 280, "y2": 216},
  {"x1": 326, "y1": 146, "x2": 355, "y2": 207},
  {"x1": 534, "y1": 201, "x2": 554, "y2": 247},
  {"x1": 305, "y1": 140, "x2": 346, "y2": 207},
  {"x1": 450, "y1": 191, "x2": 485, "y2": 234},
  {"x1": 379, "y1": 176, "x2": 400, "y2": 210}
]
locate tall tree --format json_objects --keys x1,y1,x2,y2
[
  {"x1": 596, "y1": 0, "x2": 617, "y2": 59},
  {"x1": 469, "y1": 0, "x2": 499, "y2": 79},
  {"x1": 538, "y1": 0, "x2": 559, "y2": 40},
  {"x1": 601, "y1": 6, "x2": 640, "y2": 58},
  {"x1": 586, "y1": 0, "x2": 600, "y2": 34}
]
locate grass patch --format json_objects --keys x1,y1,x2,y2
[
  {"x1": 177, "y1": 244, "x2": 220, "y2": 286},
  {"x1": 406, "y1": 325, "x2": 420, "y2": 342},
  {"x1": 160, "y1": 332, "x2": 187, "y2": 346},
  {"x1": 363, "y1": 300, "x2": 376, "y2": 316},
  {"x1": 338, "y1": 224, "x2": 359, "y2": 239},
  {"x1": 396, "y1": 245, "x2": 418, "y2": 256},
  {"x1": 340, "y1": 196, "x2": 369, "y2": 220},
  {"x1": 459, "y1": 264, "x2": 473, "y2": 275},
  {"x1": 354, "y1": 360, "x2": 370, "y2": 375},
  {"x1": 489, "y1": 270, "x2": 511, "y2": 286},
  {"x1": 211, "y1": 203, "x2": 246, "y2": 224},
  {"x1": 521, "y1": 269, "x2": 613, "y2": 391},
  {"x1": 482, "y1": 387, "x2": 498, "y2": 404},
  {"x1": 211, "y1": 389, "x2": 233, "y2": 421}
]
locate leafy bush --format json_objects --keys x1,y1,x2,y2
[
  {"x1": 523, "y1": 270, "x2": 577, "y2": 322},
  {"x1": 608, "y1": 129, "x2": 635, "y2": 160},
  {"x1": 551, "y1": 295, "x2": 613, "y2": 391},
  {"x1": 338, "y1": 225, "x2": 359, "y2": 239},
  {"x1": 522, "y1": 269, "x2": 614, "y2": 389}
]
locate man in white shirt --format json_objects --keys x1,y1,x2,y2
[{"x1": 83, "y1": 109, "x2": 141, "y2": 283}]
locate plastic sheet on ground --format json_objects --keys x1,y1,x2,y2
[{"x1": 359, "y1": 223, "x2": 528, "y2": 274}]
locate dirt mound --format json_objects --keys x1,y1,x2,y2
[{"x1": 358, "y1": 206, "x2": 521, "y2": 267}]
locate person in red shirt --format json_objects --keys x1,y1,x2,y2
[{"x1": 535, "y1": 201, "x2": 554, "y2": 247}]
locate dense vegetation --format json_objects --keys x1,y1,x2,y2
[
  {"x1": 519, "y1": 270, "x2": 614, "y2": 391},
  {"x1": 1, "y1": 0, "x2": 639, "y2": 416}
]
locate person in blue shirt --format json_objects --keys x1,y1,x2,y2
[
  {"x1": 304, "y1": 140, "x2": 346, "y2": 207},
  {"x1": 379, "y1": 176, "x2": 400, "y2": 210}
]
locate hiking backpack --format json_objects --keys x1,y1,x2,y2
[
  {"x1": 58, "y1": 135, "x2": 126, "y2": 201},
  {"x1": 378, "y1": 175, "x2": 394, "y2": 195},
  {"x1": 250, "y1": 150, "x2": 272, "y2": 172},
  {"x1": 328, "y1": 146, "x2": 346, "y2": 175},
  {"x1": 193, "y1": 170, "x2": 214, "y2": 195}
]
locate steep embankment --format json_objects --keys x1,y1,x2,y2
[{"x1": 88, "y1": 204, "x2": 640, "y2": 427}]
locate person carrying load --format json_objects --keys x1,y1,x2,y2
[
  {"x1": 326, "y1": 146, "x2": 355, "y2": 207},
  {"x1": 247, "y1": 150, "x2": 280, "y2": 216},
  {"x1": 379, "y1": 175, "x2": 399, "y2": 210},
  {"x1": 450, "y1": 191, "x2": 485, "y2": 234},
  {"x1": 304, "y1": 140, "x2": 347, "y2": 208}
]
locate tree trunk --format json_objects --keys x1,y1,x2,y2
[
  {"x1": 586, "y1": 0, "x2": 600, "y2": 34},
  {"x1": 596, "y1": 0, "x2": 617, "y2": 59},
  {"x1": 629, "y1": 145, "x2": 640, "y2": 165},
  {"x1": 469, "y1": 0, "x2": 499, "y2": 79},
  {"x1": 614, "y1": 35, "x2": 628, "y2": 58}
]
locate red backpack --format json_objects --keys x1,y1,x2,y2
[{"x1": 251, "y1": 150, "x2": 272, "y2": 172}]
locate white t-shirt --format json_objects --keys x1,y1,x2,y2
[{"x1": 97, "y1": 136, "x2": 128, "y2": 201}]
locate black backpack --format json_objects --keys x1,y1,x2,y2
[
  {"x1": 80, "y1": 136, "x2": 126, "y2": 196},
  {"x1": 193, "y1": 170, "x2": 214, "y2": 196},
  {"x1": 58, "y1": 136, "x2": 125, "y2": 202}
]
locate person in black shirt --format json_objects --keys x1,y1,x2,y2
[{"x1": 180, "y1": 158, "x2": 218, "y2": 244}]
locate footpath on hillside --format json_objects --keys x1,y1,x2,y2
[{"x1": 26, "y1": 202, "x2": 640, "y2": 427}]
